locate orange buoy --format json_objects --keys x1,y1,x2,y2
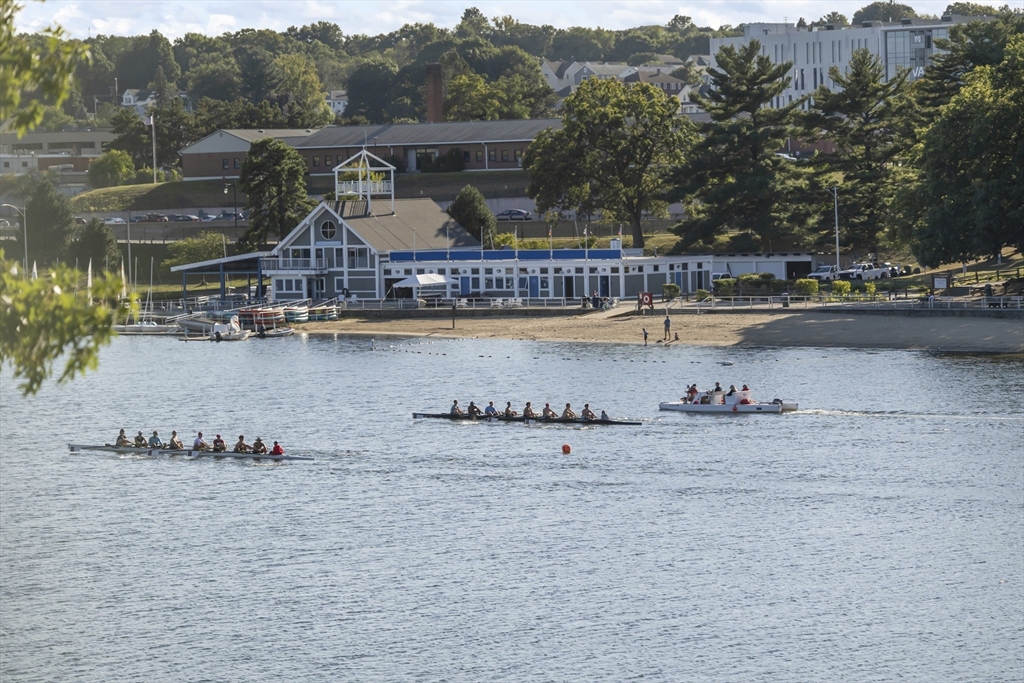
[{"x1": 562, "y1": 444, "x2": 571, "y2": 454}]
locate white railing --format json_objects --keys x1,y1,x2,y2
[
  {"x1": 336, "y1": 180, "x2": 393, "y2": 195},
  {"x1": 692, "y1": 295, "x2": 1024, "y2": 311},
  {"x1": 263, "y1": 258, "x2": 328, "y2": 271}
]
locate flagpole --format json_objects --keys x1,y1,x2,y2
[{"x1": 150, "y1": 112, "x2": 157, "y2": 183}]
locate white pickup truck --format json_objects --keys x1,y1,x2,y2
[
  {"x1": 838, "y1": 263, "x2": 887, "y2": 280},
  {"x1": 807, "y1": 264, "x2": 838, "y2": 281}
]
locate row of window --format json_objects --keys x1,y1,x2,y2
[{"x1": 300, "y1": 148, "x2": 525, "y2": 169}]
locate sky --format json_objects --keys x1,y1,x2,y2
[{"x1": 15, "y1": 0, "x2": 976, "y2": 41}]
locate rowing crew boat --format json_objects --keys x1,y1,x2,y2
[
  {"x1": 68, "y1": 444, "x2": 313, "y2": 461},
  {"x1": 413, "y1": 413, "x2": 642, "y2": 426}
]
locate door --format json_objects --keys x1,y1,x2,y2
[
  {"x1": 563, "y1": 276, "x2": 574, "y2": 299},
  {"x1": 460, "y1": 277, "x2": 471, "y2": 295},
  {"x1": 599, "y1": 275, "x2": 609, "y2": 297},
  {"x1": 528, "y1": 276, "x2": 539, "y2": 298}
]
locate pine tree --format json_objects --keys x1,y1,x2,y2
[
  {"x1": 239, "y1": 138, "x2": 316, "y2": 249},
  {"x1": 447, "y1": 185, "x2": 496, "y2": 246},
  {"x1": 804, "y1": 48, "x2": 913, "y2": 253},
  {"x1": 669, "y1": 40, "x2": 806, "y2": 249}
]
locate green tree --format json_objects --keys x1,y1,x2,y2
[
  {"x1": 345, "y1": 57, "x2": 399, "y2": 122},
  {"x1": 162, "y1": 230, "x2": 227, "y2": 268},
  {"x1": 905, "y1": 34, "x2": 1024, "y2": 265},
  {"x1": 813, "y1": 12, "x2": 849, "y2": 27},
  {"x1": 24, "y1": 177, "x2": 76, "y2": 264},
  {"x1": 107, "y1": 107, "x2": 150, "y2": 168},
  {"x1": 239, "y1": 138, "x2": 315, "y2": 248},
  {"x1": 1, "y1": 0, "x2": 91, "y2": 135},
  {"x1": 185, "y1": 56, "x2": 243, "y2": 101},
  {"x1": 852, "y1": 1, "x2": 917, "y2": 24},
  {"x1": 271, "y1": 52, "x2": 333, "y2": 127},
  {"x1": 804, "y1": 48, "x2": 913, "y2": 252},
  {"x1": 446, "y1": 185, "x2": 495, "y2": 246},
  {"x1": 944, "y1": 2, "x2": 1000, "y2": 16},
  {"x1": 68, "y1": 218, "x2": 120, "y2": 266},
  {"x1": 286, "y1": 21, "x2": 345, "y2": 51},
  {"x1": 547, "y1": 27, "x2": 614, "y2": 61},
  {"x1": 455, "y1": 7, "x2": 492, "y2": 41},
  {"x1": 115, "y1": 30, "x2": 181, "y2": 89},
  {"x1": 913, "y1": 13, "x2": 1023, "y2": 122},
  {"x1": 1, "y1": 250, "x2": 128, "y2": 395},
  {"x1": 526, "y1": 79, "x2": 692, "y2": 249},
  {"x1": 669, "y1": 41, "x2": 806, "y2": 249},
  {"x1": 88, "y1": 149, "x2": 135, "y2": 188}
]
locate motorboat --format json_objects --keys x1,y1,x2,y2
[
  {"x1": 660, "y1": 389, "x2": 797, "y2": 414},
  {"x1": 113, "y1": 321, "x2": 182, "y2": 335}
]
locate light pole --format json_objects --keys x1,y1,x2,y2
[
  {"x1": 224, "y1": 182, "x2": 237, "y2": 235},
  {"x1": 830, "y1": 187, "x2": 841, "y2": 275},
  {"x1": 1, "y1": 204, "x2": 27, "y2": 272}
]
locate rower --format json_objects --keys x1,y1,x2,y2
[
  {"x1": 522, "y1": 402, "x2": 536, "y2": 418},
  {"x1": 212, "y1": 434, "x2": 226, "y2": 452},
  {"x1": 467, "y1": 401, "x2": 482, "y2": 417},
  {"x1": 271, "y1": 441, "x2": 285, "y2": 455},
  {"x1": 234, "y1": 435, "x2": 251, "y2": 453},
  {"x1": 133, "y1": 431, "x2": 147, "y2": 447},
  {"x1": 450, "y1": 400, "x2": 463, "y2": 416},
  {"x1": 115, "y1": 429, "x2": 132, "y2": 447},
  {"x1": 581, "y1": 404, "x2": 597, "y2": 420},
  {"x1": 148, "y1": 431, "x2": 163, "y2": 448},
  {"x1": 484, "y1": 401, "x2": 498, "y2": 416},
  {"x1": 193, "y1": 432, "x2": 210, "y2": 451},
  {"x1": 542, "y1": 403, "x2": 557, "y2": 418},
  {"x1": 504, "y1": 401, "x2": 518, "y2": 417},
  {"x1": 561, "y1": 403, "x2": 578, "y2": 419},
  {"x1": 252, "y1": 437, "x2": 268, "y2": 454},
  {"x1": 167, "y1": 431, "x2": 184, "y2": 450},
  {"x1": 600, "y1": 409, "x2": 610, "y2": 420},
  {"x1": 686, "y1": 384, "x2": 699, "y2": 403}
]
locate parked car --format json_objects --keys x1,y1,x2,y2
[
  {"x1": 136, "y1": 213, "x2": 169, "y2": 222},
  {"x1": 102, "y1": 217, "x2": 126, "y2": 224},
  {"x1": 495, "y1": 209, "x2": 532, "y2": 221},
  {"x1": 170, "y1": 214, "x2": 200, "y2": 222},
  {"x1": 807, "y1": 264, "x2": 838, "y2": 281},
  {"x1": 212, "y1": 211, "x2": 243, "y2": 221},
  {"x1": 73, "y1": 216, "x2": 87, "y2": 225},
  {"x1": 882, "y1": 262, "x2": 902, "y2": 278},
  {"x1": 838, "y1": 263, "x2": 887, "y2": 280}
]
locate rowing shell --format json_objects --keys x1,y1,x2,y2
[
  {"x1": 412, "y1": 413, "x2": 641, "y2": 426},
  {"x1": 68, "y1": 444, "x2": 313, "y2": 461}
]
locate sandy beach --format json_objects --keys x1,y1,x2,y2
[{"x1": 300, "y1": 309, "x2": 1024, "y2": 353}]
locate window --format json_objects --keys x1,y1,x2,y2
[
  {"x1": 471, "y1": 268, "x2": 479, "y2": 274},
  {"x1": 463, "y1": 151, "x2": 470, "y2": 162},
  {"x1": 488, "y1": 149, "x2": 496, "y2": 162},
  {"x1": 325, "y1": 155, "x2": 332, "y2": 166},
  {"x1": 347, "y1": 247, "x2": 369, "y2": 269},
  {"x1": 514, "y1": 149, "x2": 522, "y2": 161},
  {"x1": 589, "y1": 267, "x2": 597, "y2": 274},
  {"x1": 501, "y1": 150, "x2": 509, "y2": 162},
  {"x1": 505, "y1": 277, "x2": 514, "y2": 289},
  {"x1": 485, "y1": 277, "x2": 494, "y2": 290},
  {"x1": 2, "y1": 162, "x2": 7, "y2": 168},
  {"x1": 313, "y1": 156, "x2": 320, "y2": 167},
  {"x1": 289, "y1": 248, "x2": 310, "y2": 259},
  {"x1": 335, "y1": 277, "x2": 346, "y2": 291},
  {"x1": 233, "y1": 158, "x2": 240, "y2": 169},
  {"x1": 222, "y1": 158, "x2": 229, "y2": 169},
  {"x1": 653, "y1": 265, "x2": 659, "y2": 272},
  {"x1": 485, "y1": 268, "x2": 493, "y2": 275},
  {"x1": 540, "y1": 277, "x2": 549, "y2": 289},
  {"x1": 476, "y1": 150, "x2": 483, "y2": 162},
  {"x1": 320, "y1": 220, "x2": 337, "y2": 240},
  {"x1": 611, "y1": 267, "x2": 619, "y2": 273}
]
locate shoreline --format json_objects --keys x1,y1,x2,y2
[{"x1": 297, "y1": 310, "x2": 1024, "y2": 354}]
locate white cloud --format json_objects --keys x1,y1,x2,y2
[
  {"x1": 52, "y1": 3, "x2": 83, "y2": 26},
  {"x1": 207, "y1": 13, "x2": 237, "y2": 35}
]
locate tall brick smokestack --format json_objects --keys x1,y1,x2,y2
[{"x1": 426, "y1": 63, "x2": 443, "y2": 123}]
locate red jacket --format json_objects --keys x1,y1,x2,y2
[{"x1": 271, "y1": 444, "x2": 284, "y2": 455}]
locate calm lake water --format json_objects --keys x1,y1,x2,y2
[{"x1": 1, "y1": 335, "x2": 1021, "y2": 682}]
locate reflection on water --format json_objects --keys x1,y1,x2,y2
[{"x1": 1, "y1": 336, "x2": 1021, "y2": 682}]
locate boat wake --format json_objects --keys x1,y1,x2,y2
[{"x1": 798, "y1": 408, "x2": 1023, "y2": 421}]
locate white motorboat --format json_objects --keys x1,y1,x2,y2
[
  {"x1": 660, "y1": 390, "x2": 798, "y2": 414},
  {"x1": 180, "y1": 314, "x2": 250, "y2": 341},
  {"x1": 113, "y1": 321, "x2": 182, "y2": 335}
]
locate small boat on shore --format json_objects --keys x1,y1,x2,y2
[
  {"x1": 180, "y1": 314, "x2": 250, "y2": 341},
  {"x1": 113, "y1": 321, "x2": 182, "y2": 335},
  {"x1": 68, "y1": 444, "x2": 313, "y2": 461},
  {"x1": 412, "y1": 413, "x2": 641, "y2": 426},
  {"x1": 254, "y1": 326, "x2": 294, "y2": 338}
]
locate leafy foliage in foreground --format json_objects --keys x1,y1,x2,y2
[{"x1": 0, "y1": 250, "x2": 131, "y2": 396}]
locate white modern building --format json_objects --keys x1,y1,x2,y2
[{"x1": 709, "y1": 14, "x2": 986, "y2": 110}]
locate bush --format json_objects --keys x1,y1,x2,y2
[
  {"x1": 793, "y1": 278, "x2": 819, "y2": 295},
  {"x1": 521, "y1": 239, "x2": 548, "y2": 249},
  {"x1": 88, "y1": 150, "x2": 135, "y2": 189},
  {"x1": 695, "y1": 289, "x2": 710, "y2": 301},
  {"x1": 865, "y1": 281, "x2": 876, "y2": 295},
  {"x1": 714, "y1": 278, "x2": 736, "y2": 296},
  {"x1": 832, "y1": 280, "x2": 851, "y2": 296},
  {"x1": 492, "y1": 233, "x2": 515, "y2": 248},
  {"x1": 662, "y1": 283, "x2": 680, "y2": 300}
]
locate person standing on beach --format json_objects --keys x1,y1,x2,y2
[
  {"x1": 643, "y1": 328, "x2": 648, "y2": 346},
  {"x1": 664, "y1": 315, "x2": 671, "y2": 340}
]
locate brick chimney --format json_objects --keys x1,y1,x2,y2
[{"x1": 426, "y1": 63, "x2": 443, "y2": 123}]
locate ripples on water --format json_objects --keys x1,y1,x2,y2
[{"x1": 1, "y1": 336, "x2": 1021, "y2": 682}]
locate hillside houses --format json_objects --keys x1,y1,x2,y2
[{"x1": 541, "y1": 55, "x2": 712, "y2": 110}]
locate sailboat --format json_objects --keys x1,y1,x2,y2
[{"x1": 113, "y1": 256, "x2": 182, "y2": 335}]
